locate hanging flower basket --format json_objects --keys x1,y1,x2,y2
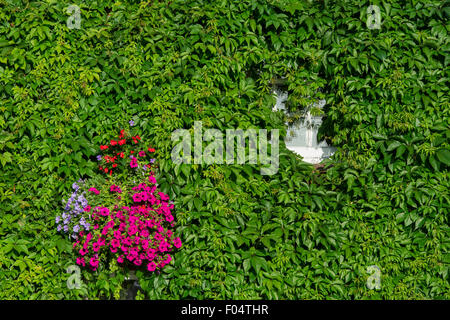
[{"x1": 56, "y1": 124, "x2": 182, "y2": 280}]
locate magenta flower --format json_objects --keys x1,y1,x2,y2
[
  {"x1": 92, "y1": 242, "x2": 100, "y2": 252},
  {"x1": 130, "y1": 158, "x2": 138, "y2": 168},
  {"x1": 88, "y1": 187, "x2": 100, "y2": 195},
  {"x1": 128, "y1": 225, "x2": 138, "y2": 235},
  {"x1": 111, "y1": 238, "x2": 120, "y2": 248},
  {"x1": 147, "y1": 261, "x2": 157, "y2": 272},
  {"x1": 159, "y1": 242, "x2": 169, "y2": 252},
  {"x1": 173, "y1": 237, "x2": 182, "y2": 249},
  {"x1": 110, "y1": 184, "x2": 122, "y2": 193},
  {"x1": 132, "y1": 193, "x2": 142, "y2": 202},
  {"x1": 140, "y1": 192, "x2": 148, "y2": 202},
  {"x1": 90, "y1": 257, "x2": 99, "y2": 269},
  {"x1": 158, "y1": 192, "x2": 169, "y2": 201},
  {"x1": 106, "y1": 220, "x2": 115, "y2": 228}
]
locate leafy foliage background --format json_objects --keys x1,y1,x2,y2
[{"x1": 0, "y1": 0, "x2": 448, "y2": 299}]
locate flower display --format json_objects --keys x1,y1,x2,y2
[
  {"x1": 56, "y1": 123, "x2": 181, "y2": 273},
  {"x1": 73, "y1": 180, "x2": 179, "y2": 272}
]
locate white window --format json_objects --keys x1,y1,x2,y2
[{"x1": 273, "y1": 89, "x2": 336, "y2": 164}]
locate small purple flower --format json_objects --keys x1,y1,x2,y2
[
  {"x1": 72, "y1": 182, "x2": 79, "y2": 191},
  {"x1": 96, "y1": 155, "x2": 102, "y2": 161},
  {"x1": 63, "y1": 225, "x2": 69, "y2": 232},
  {"x1": 68, "y1": 192, "x2": 76, "y2": 203},
  {"x1": 73, "y1": 225, "x2": 80, "y2": 233},
  {"x1": 57, "y1": 224, "x2": 62, "y2": 232},
  {"x1": 55, "y1": 216, "x2": 60, "y2": 223},
  {"x1": 150, "y1": 158, "x2": 155, "y2": 163},
  {"x1": 129, "y1": 120, "x2": 135, "y2": 126}
]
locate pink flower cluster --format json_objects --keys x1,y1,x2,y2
[
  {"x1": 110, "y1": 184, "x2": 122, "y2": 193},
  {"x1": 89, "y1": 187, "x2": 100, "y2": 195},
  {"x1": 74, "y1": 174, "x2": 181, "y2": 272}
]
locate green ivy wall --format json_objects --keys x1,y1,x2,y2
[{"x1": 0, "y1": 0, "x2": 448, "y2": 299}]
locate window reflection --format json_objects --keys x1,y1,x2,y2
[{"x1": 273, "y1": 89, "x2": 336, "y2": 164}]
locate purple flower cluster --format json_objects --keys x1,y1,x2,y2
[{"x1": 56, "y1": 181, "x2": 91, "y2": 239}]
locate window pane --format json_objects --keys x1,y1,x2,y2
[{"x1": 274, "y1": 90, "x2": 336, "y2": 163}]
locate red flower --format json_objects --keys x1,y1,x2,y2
[
  {"x1": 111, "y1": 140, "x2": 118, "y2": 146},
  {"x1": 113, "y1": 163, "x2": 117, "y2": 168},
  {"x1": 100, "y1": 145, "x2": 108, "y2": 150},
  {"x1": 118, "y1": 152, "x2": 124, "y2": 158},
  {"x1": 148, "y1": 147, "x2": 156, "y2": 153},
  {"x1": 118, "y1": 139, "x2": 126, "y2": 145},
  {"x1": 119, "y1": 129, "x2": 125, "y2": 138},
  {"x1": 132, "y1": 136, "x2": 141, "y2": 144},
  {"x1": 104, "y1": 168, "x2": 108, "y2": 173}
]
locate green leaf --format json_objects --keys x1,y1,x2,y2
[
  {"x1": 436, "y1": 148, "x2": 450, "y2": 166},
  {"x1": 251, "y1": 256, "x2": 268, "y2": 274},
  {"x1": 387, "y1": 141, "x2": 402, "y2": 152}
]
